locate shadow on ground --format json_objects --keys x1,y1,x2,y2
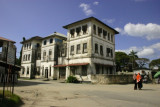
[
  {"x1": 141, "y1": 89, "x2": 155, "y2": 91},
  {"x1": 14, "y1": 80, "x2": 50, "y2": 87}
]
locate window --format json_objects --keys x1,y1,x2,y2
[
  {"x1": 98, "y1": 27, "x2": 102, "y2": 37},
  {"x1": 27, "y1": 67, "x2": 29, "y2": 74},
  {"x1": 27, "y1": 44, "x2": 28, "y2": 49},
  {"x1": 28, "y1": 54, "x2": 30, "y2": 61},
  {"x1": 49, "y1": 66, "x2": 51, "y2": 76},
  {"x1": 37, "y1": 53, "x2": 41, "y2": 60},
  {"x1": 43, "y1": 40, "x2": 46, "y2": 45},
  {"x1": 29, "y1": 43, "x2": 31, "y2": 49},
  {"x1": 43, "y1": 51, "x2": 46, "y2": 61},
  {"x1": 23, "y1": 55, "x2": 25, "y2": 61},
  {"x1": 76, "y1": 44, "x2": 81, "y2": 54},
  {"x1": 110, "y1": 48, "x2": 113, "y2": 58},
  {"x1": 95, "y1": 43, "x2": 98, "y2": 53},
  {"x1": 36, "y1": 67, "x2": 40, "y2": 75},
  {"x1": 111, "y1": 34, "x2": 113, "y2": 42},
  {"x1": 50, "y1": 38, "x2": 53, "y2": 43},
  {"x1": 100, "y1": 45, "x2": 103, "y2": 56},
  {"x1": 82, "y1": 25, "x2": 87, "y2": 34},
  {"x1": 82, "y1": 66, "x2": 87, "y2": 76},
  {"x1": 26, "y1": 55, "x2": 28, "y2": 61},
  {"x1": 93, "y1": 25, "x2": 96, "y2": 35},
  {"x1": 93, "y1": 25, "x2": 96, "y2": 34},
  {"x1": 106, "y1": 48, "x2": 110, "y2": 57},
  {"x1": 108, "y1": 33, "x2": 110, "y2": 41},
  {"x1": 49, "y1": 50, "x2": 52, "y2": 61},
  {"x1": 42, "y1": 67, "x2": 44, "y2": 75},
  {"x1": 24, "y1": 44, "x2": 26, "y2": 50},
  {"x1": 83, "y1": 43, "x2": 87, "y2": 53},
  {"x1": 22, "y1": 68, "x2": 25, "y2": 74},
  {"x1": 103, "y1": 30, "x2": 107, "y2": 39},
  {"x1": 76, "y1": 27, "x2": 81, "y2": 36},
  {"x1": 61, "y1": 48, "x2": 66, "y2": 57},
  {"x1": 70, "y1": 45, "x2": 74, "y2": 55},
  {"x1": 96, "y1": 64, "x2": 100, "y2": 74},
  {"x1": 70, "y1": 29, "x2": 75, "y2": 38},
  {"x1": 36, "y1": 43, "x2": 40, "y2": 48}
]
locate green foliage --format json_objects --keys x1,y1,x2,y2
[
  {"x1": 0, "y1": 90, "x2": 22, "y2": 107},
  {"x1": 136, "y1": 58, "x2": 150, "y2": 68},
  {"x1": 115, "y1": 52, "x2": 130, "y2": 72},
  {"x1": 149, "y1": 58, "x2": 160, "y2": 69},
  {"x1": 66, "y1": 76, "x2": 79, "y2": 83}
]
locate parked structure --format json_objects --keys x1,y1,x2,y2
[{"x1": 20, "y1": 17, "x2": 119, "y2": 81}]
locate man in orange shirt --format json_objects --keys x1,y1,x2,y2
[{"x1": 137, "y1": 73, "x2": 142, "y2": 90}]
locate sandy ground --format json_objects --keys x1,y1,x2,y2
[{"x1": 11, "y1": 79, "x2": 160, "y2": 107}]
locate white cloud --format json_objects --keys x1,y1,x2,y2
[
  {"x1": 116, "y1": 42, "x2": 160, "y2": 59},
  {"x1": 79, "y1": 3, "x2": 94, "y2": 16},
  {"x1": 103, "y1": 18, "x2": 115, "y2": 24},
  {"x1": 137, "y1": 48, "x2": 155, "y2": 58},
  {"x1": 116, "y1": 23, "x2": 160, "y2": 40},
  {"x1": 93, "y1": 1, "x2": 99, "y2": 5}
]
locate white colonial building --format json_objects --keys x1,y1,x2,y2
[
  {"x1": 20, "y1": 32, "x2": 67, "y2": 79},
  {"x1": 20, "y1": 17, "x2": 119, "y2": 81}
]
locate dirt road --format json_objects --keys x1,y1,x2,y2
[{"x1": 13, "y1": 79, "x2": 160, "y2": 107}]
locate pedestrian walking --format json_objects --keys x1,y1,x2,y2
[
  {"x1": 133, "y1": 73, "x2": 137, "y2": 90},
  {"x1": 137, "y1": 73, "x2": 142, "y2": 90}
]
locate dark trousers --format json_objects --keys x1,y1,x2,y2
[
  {"x1": 134, "y1": 80, "x2": 137, "y2": 90},
  {"x1": 138, "y1": 80, "x2": 143, "y2": 89}
]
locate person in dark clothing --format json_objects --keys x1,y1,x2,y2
[
  {"x1": 133, "y1": 73, "x2": 137, "y2": 90},
  {"x1": 137, "y1": 73, "x2": 142, "y2": 90}
]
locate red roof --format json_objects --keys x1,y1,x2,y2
[
  {"x1": 53, "y1": 63, "x2": 89, "y2": 67},
  {"x1": 0, "y1": 37, "x2": 15, "y2": 43},
  {"x1": 53, "y1": 64, "x2": 67, "y2": 67}
]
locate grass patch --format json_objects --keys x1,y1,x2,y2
[{"x1": 0, "y1": 90, "x2": 23, "y2": 107}]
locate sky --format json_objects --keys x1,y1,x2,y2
[{"x1": 0, "y1": 0, "x2": 160, "y2": 61}]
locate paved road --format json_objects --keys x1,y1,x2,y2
[{"x1": 13, "y1": 79, "x2": 160, "y2": 107}]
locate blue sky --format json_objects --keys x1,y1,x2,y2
[{"x1": 0, "y1": 0, "x2": 160, "y2": 61}]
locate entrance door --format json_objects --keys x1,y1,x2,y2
[
  {"x1": 45, "y1": 68, "x2": 48, "y2": 78},
  {"x1": 59, "y1": 67, "x2": 66, "y2": 79}
]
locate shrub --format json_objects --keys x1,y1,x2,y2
[{"x1": 66, "y1": 76, "x2": 79, "y2": 83}]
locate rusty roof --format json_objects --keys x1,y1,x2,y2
[{"x1": 0, "y1": 37, "x2": 16, "y2": 43}]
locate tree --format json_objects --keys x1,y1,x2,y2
[
  {"x1": 115, "y1": 52, "x2": 130, "y2": 72},
  {"x1": 149, "y1": 58, "x2": 160, "y2": 69},
  {"x1": 136, "y1": 58, "x2": 149, "y2": 68},
  {"x1": 128, "y1": 50, "x2": 138, "y2": 69}
]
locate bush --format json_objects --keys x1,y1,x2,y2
[{"x1": 66, "y1": 76, "x2": 79, "y2": 83}]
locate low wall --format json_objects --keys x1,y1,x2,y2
[{"x1": 91, "y1": 74, "x2": 133, "y2": 84}]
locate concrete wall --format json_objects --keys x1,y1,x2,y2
[{"x1": 91, "y1": 74, "x2": 133, "y2": 84}]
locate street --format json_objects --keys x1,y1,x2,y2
[{"x1": 13, "y1": 79, "x2": 160, "y2": 107}]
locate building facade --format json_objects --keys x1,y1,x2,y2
[
  {"x1": 20, "y1": 17, "x2": 119, "y2": 81},
  {"x1": 20, "y1": 32, "x2": 67, "y2": 79}
]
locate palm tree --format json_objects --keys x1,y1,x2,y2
[{"x1": 129, "y1": 50, "x2": 138, "y2": 69}]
